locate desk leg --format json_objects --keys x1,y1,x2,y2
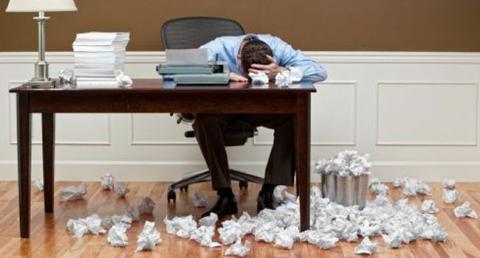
[
  {"x1": 17, "y1": 94, "x2": 31, "y2": 238},
  {"x1": 296, "y1": 94, "x2": 311, "y2": 232},
  {"x1": 42, "y1": 113, "x2": 55, "y2": 213}
]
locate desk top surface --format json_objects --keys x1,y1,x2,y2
[{"x1": 10, "y1": 79, "x2": 317, "y2": 93}]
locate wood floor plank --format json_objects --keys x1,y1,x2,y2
[
  {"x1": 0, "y1": 181, "x2": 479, "y2": 257},
  {"x1": 436, "y1": 211, "x2": 478, "y2": 257}
]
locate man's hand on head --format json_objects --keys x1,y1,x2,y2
[
  {"x1": 228, "y1": 72, "x2": 249, "y2": 82},
  {"x1": 248, "y1": 55, "x2": 288, "y2": 80}
]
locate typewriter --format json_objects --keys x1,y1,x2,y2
[{"x1": 156, "y1": 48, "x2": 229, "y2": 85}]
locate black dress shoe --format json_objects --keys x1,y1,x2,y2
[
  {"x1": 257, "y1": 190, "x2": 275, "y2": 212},
  {"x1": 201, "y1": 195, "x2": 238, "y2": 218}
]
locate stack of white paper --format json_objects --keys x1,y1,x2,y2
[{"x1": 73, "y1": 32, "x2": 130, "y2": 87}]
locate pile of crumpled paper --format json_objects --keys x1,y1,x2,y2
[
  {"x1": 65, "y1": 174, "x2": 160, "y2": 252},
  {"x1": 164, "y1": 184, "x2": 459, "y2": 256},
  {"x1": 64, "y1": 153, "x2": 477, "y2": 256},
  {"x1": 164, "y1": 150, "x2": 477, "y2": 257},
  {"x1": 315, "y1": 150, "x2": 372, "y2": 177}
]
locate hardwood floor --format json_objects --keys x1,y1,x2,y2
[{"x1": 0, "y1": 181, "x2": 479, "y2": 257}]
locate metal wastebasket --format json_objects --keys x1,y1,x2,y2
[{"x1": 321, "y1": 173, "x2": 369, "y2": 209}]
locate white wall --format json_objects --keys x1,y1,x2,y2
[{"x1": 1, "y1": 52, "x2": 480, "y2": 182}]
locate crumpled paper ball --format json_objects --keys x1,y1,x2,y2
[
  {"x1": 299, "y1": 230, "x2": 339, "y2": 249},
  {"x1": 135, "y1": 221, "x2": 161, "y2": 252},
  {"x1": 274, "y1": 228, "x2": 295, "y2": 249},
  {"x1": 454, "y1": 201, "x2": 478, "y2": 219},
  {"x1": 354, "y1": 237, "x2": 378, "y2": 255},
  {"x1": 67, "y1": 219, "x2": 88, "y2": 238},
  {"x1": 138, "y1": 197, "x2": 156, "y2": 214},
  {"x1": 102, "y1": 214, "x2": 133, "y2": 230},
  {"x1": 442, "y1": 189, "x2": 459, "y2": 204},
  {"x1": 249, "y1": 71, "x2": 269, "y2": 85},
  {"x1": 392, "y1": 177, "x2": 403, "y2": 188},
  {"x1": 126, "y1": 206, "x2": 140, "y2": 222},
  {"x1": 401, "y1": 178, "x2": 432, "y2": 196},
  {"x1": 273, "y1": 185, "x2": 297, "y2": 205},
  {"x1": 191, "y1": 192, "x2": 208, "y2": 208},
  {"x1": 116, "y1": 72, "x2": 133, "y2": 87},
  {"x1": 113, "y1": 182, "x2": 129, "y2": 198},
  {"x1": 199, "y1": 213, "x2": 218, "y2": 227},
  {"x1": 164, "y1": 215, "x2": 197, "y2": 239},
  {"x1": 274, "y1": 70, "x2": 293, "y2": 87},
  {"x1": 100, "y1": 173, "x2": 115, "y2": 190},
  {"x1": 218, "y1": 217, "x2": 246, "y2": 245},
  {"x1": 224, "y1": 239, "x2": 250, "y2": 257},
  {"x1": 107, "y1": 223, "x2": 129, "y2": 247},
  {"x1": 33, "y1": 178, "x2": 44, "y2": 191},
  {"x1": 190, "y1": 225, "x2": 221, "y2": 248},
  {"x1": 416, "y1": 181, "x2": 432, "y2": 195},
  {"x1": 59, "y1": 68, "x2": 75, "y2": 85},
  {"x1": 421, "y1": 200, "x2": 439, "y2": 214},
  {"x1": 442, "y1": 179, "x2": 456, "y2": 189},
  {"x1": 61, "y1": 183, "x2": 87, "y2": 201},
  {"x1": 382, "y1": 232, "x2": 402, "y2": 249},
  {"x1": 315, "y1": 150, "x2": 372, "y2": 176},
  {"x1": 369, "y1": 181, "x2": 389, "y2": 195},
  {"x1": 67, "y1": 214, "x2": 106, "y2": 238}
]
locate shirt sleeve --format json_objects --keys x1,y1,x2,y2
[
  {"x1": 274, "y1": 37, "x2": 327, "y2": 82},
  {"x1": 200, "y1": 38, "x2": 222, "y2": 62}
]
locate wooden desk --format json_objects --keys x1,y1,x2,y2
[{"x1": 9, "y1": 79, "x2": 315, "y2": 238}]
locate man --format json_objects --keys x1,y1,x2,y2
[{"x1": 195, "y1": 34, "x2": 327, "y2": 218}]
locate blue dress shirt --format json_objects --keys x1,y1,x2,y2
[{"x1": 200, "y1": 34, "x2": 327, "y2": 82}]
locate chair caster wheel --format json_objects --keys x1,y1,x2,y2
[
  {"x1": 239, "y1": 181, "x2": 248, "y2": 190},
  {"x1": 180, "y1": 185, "x2": 189, "y2": 192},
  {"x1": 167, "y1": 190, "x2": 176, "y2": 204}
]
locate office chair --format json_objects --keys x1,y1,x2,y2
[{"x1": 161, "y1": 17, "x2": 264, "y2": 203}]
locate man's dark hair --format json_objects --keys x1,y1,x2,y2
[{"x1": 240, "y1": 39, "x2": 273, "y2": 73}]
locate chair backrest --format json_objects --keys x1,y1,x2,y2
[{"x1": 161, "y1": 17, "x2": 245, "y2": 49}]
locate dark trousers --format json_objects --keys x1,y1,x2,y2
[{"x1": 193, "y1": 114, "x2": 295, "y2": 190}]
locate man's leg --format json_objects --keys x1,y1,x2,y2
[
  {"x1": 193, "y1": 114, "x2": 231, "y2": 190},
  {"x1": 263, "y1": 116, "x2": 296, "y2": 187},
  {"x1": 193, "y1": 114, "x2": 238, "y2": 217},
  {"x1": 243, "y1": 114, "x2": 295, "y2": 211}
]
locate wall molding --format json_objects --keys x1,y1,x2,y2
[
  {"x1": 0, "y1": 159, "x2": 479, "y2": 182},
  {"x1": 2, "y1": 51, "x2": 480, "y2": 65}
]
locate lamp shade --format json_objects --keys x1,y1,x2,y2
[{"x1": 6, "y1": 0, "x2": 77, "y2": 12}]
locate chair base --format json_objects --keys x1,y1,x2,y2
[{"x1": 167, "y1": 169, "x2": 264, "y2": 204}]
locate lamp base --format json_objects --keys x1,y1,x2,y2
[
  {"x1": 27, "y1": 59, "x2": 55, "y2": 88},
  {"x1": 28, "y1": 79, "x2": 55, "y2": 88}
]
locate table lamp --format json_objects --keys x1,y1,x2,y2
[{"x1": 6, "y1": 0, "x2": 77, "y2": 88}]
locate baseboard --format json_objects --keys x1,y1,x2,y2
[{"x1": 0, "y1": 160, "x2": 478, "y2": 182}]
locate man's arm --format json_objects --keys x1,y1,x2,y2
[
  {"x1": 200, "y1": 39, "x2": 248, "y2": 82},
  {"x1": 200, "y1": 38, "x2": 223, "y2": 62},
  {"x1": 274, "y1": 37, "x2": 327, "y2": 82}
]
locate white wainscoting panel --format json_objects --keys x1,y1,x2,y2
[
  {"x1": 130, "y1": 114, "x2": 197, "y2": 145},
  {"x1": 1, "y1": 51, "x2": 480, "y2": 182},
  {"x1": 253, "y1": 81, "x2": 357, "y2": 146},
  {"x1": 8, "y1": 81, "x2": 111, "y2": 145},
  {"x1": 376, "y1": 82, "x2": 478, "y2": 146}
]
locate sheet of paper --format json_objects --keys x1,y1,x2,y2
[{"x1": 165, "y1": 48, "x2": 208, "y2": 66}]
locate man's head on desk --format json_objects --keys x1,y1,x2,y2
[{"x1": 237, "y1": 38, "x2": 273, "y2": 76}]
